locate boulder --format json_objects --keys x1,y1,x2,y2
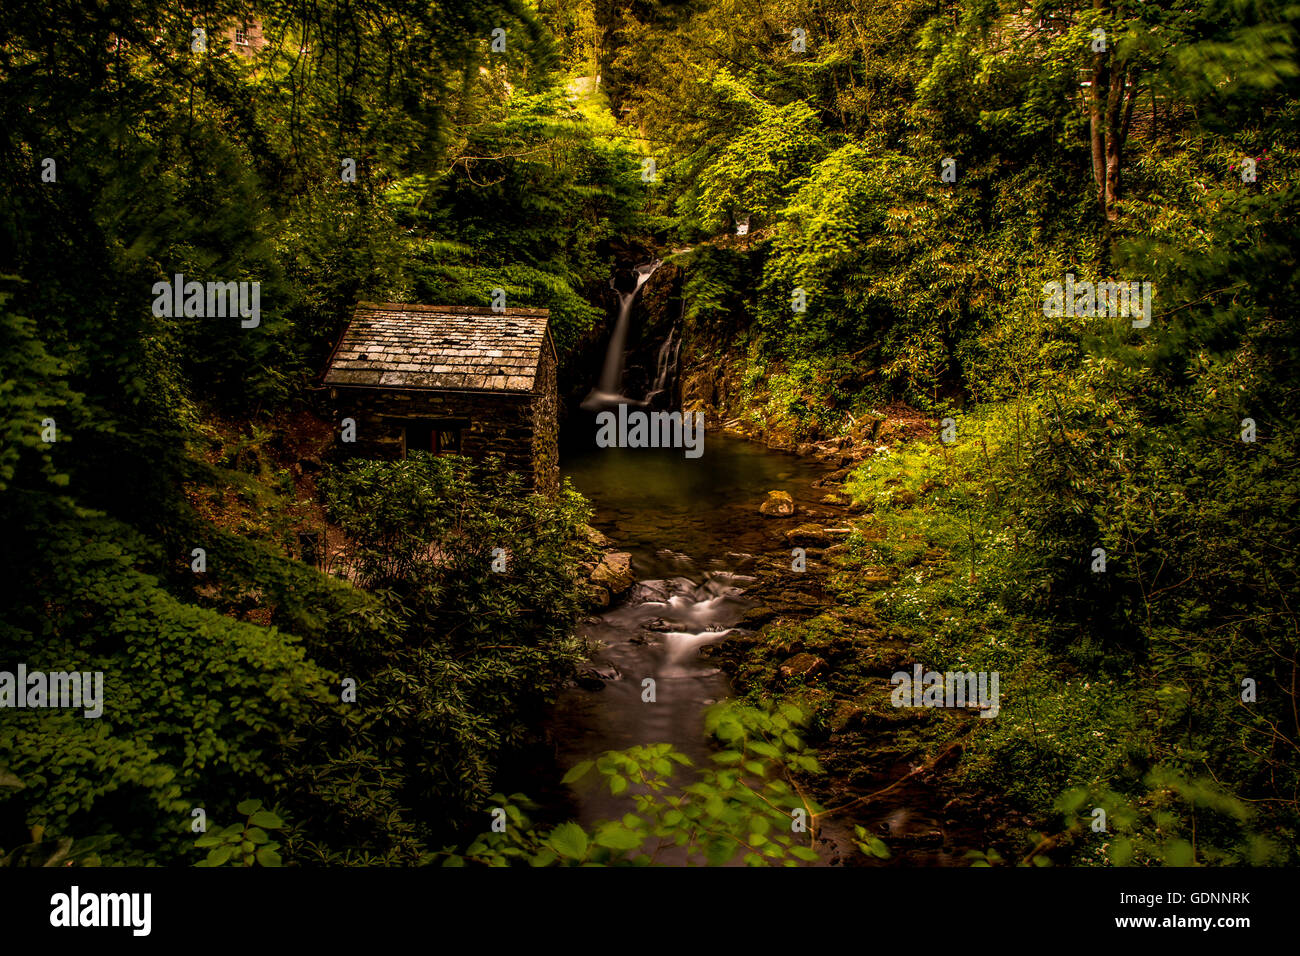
[
  {"x1": 780, "y1": 653, "x2": 828, "y2": 679},
  {"x1": 786, "y1": 523, "x2": 832, "y2": 548},
  {"x1": 590, "y1": 551, "x2": 635, "y2": 595},
  {"x1": 759, "y1": 490, "x2": 795, "y2": 517},
  {"x1": 582, "y1": 524, "x2": 613, "y2": 548},
  {"x1": 575, "y1": 663, "x2": 622, "y2": 691}
]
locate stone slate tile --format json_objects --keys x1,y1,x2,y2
[{"x1": 323, "y1": 303, "x2": 551, "y2": 393}]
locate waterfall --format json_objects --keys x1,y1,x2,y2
[
  {"x1": 644, "y1": 322, "x2": 679, "y2": 406},
  {"x1": 582, "y1": 260, "x2": 661, "y2": 411}
]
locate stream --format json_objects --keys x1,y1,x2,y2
[
  {"x1": 531, "y1": 430, "x2": 977, "y2": 866},
  {"x1": 546, "y1": 434, "x2": 833, "y2": 850}
]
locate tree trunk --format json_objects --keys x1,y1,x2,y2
[
  {"x1": 1089, "y1": 0, "x2": 1109, "y2": 217},
  {"x1": 1088, "y1": 1, "x2": 1139, "y2": 222},
  {"x1": 1104, "y1": 62, "x2": 1126, "y2": 221}
]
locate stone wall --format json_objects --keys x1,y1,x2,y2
[
  {"x1": 529, "y1": 334, "x2": 560, "y2": 494},
  {"x1": 332, "y1": 387, "x2": 537, "y2": 481}
]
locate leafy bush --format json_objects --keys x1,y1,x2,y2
[{"x1": 437, "y1": 702, "x2": 828, "y2": 867}]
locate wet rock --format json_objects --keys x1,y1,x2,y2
[
  {"x1": 786, "y1": 523, "x2": 832, "y2": 547},
  {"x1": 576, "y1": 664, "x2": 621, "y2": 690},
  {"x1": 766, "y1": 428, "x2": 797, "y2": 452},
  {"x1": 739, "y1": 605, "x2": 777, "y2": 628},
  {"x1": 780, "y1": 653, "x2": 828, "y2": 679},
  {"x1": 591, "y1": 551, "x2": 635, "y2": 594},
  {"x1": 759, "y1": 490, "x2": 795, "y2": 517},
  {"x1": 796, "y1": 443, "x2": 817, "y2": 457},
  {"x1": 630, "y1": 580, "x2": 671, "y2": 603},
  {"x1": 582, "y1": 524, "x2": 613, "y2": 548},
  {"x1": 586, "y1": 586, "x2": 611, "y2": 608}
]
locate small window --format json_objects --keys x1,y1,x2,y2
[
  {"x1": 235, "y1": 26, "x2": 250, "y2": 45},
  {"x1": 402, "y1": 423, "x2": 462, "y2": 458}
]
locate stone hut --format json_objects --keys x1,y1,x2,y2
[{"x1": 322, "y1": 303, "x2": 559, "y2": 492}]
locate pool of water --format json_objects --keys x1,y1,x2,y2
[{"x1": 562, "y1": 432, "x2": 831, "y2": 577}]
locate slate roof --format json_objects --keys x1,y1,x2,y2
[{"x1": 323, "y1": 303, "x2": 552, "y2": 393}]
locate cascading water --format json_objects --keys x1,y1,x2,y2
[
  {"x1": 547, "y1": 437, "x2": 836, "y2": 839},
  {"x1": 581, "y1": 259, "x2": 661, "y2": 411},
  {"x1": 643, "y1": 322, "x2": 679, "y2": 407}
]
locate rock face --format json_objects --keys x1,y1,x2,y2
[
  {"x1": 590, "y1": 551, "x2": 635, "y2": 595},
  {"x1": 759, "y1": 490, "x2": 795, "y2": 517}
]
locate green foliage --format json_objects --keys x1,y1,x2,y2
[
  {"x1": 0, "y1": 508, "x2": 336, "y2": 865},
  {"x1": 266, "y1": 454, "x2": 590, "y2": 862},
  {"x1": 0, "y1": 0, "x2": 643, "y2": 867},
  {"x1": 1052, "y1": 771, "x2": 1285, "y2": 867},
  {"x1": 438, "y1": 702, "x2": 827, "y2": 866},
  {"x1": 194, "y1": 799, "x2": 287, "y2": 868}
]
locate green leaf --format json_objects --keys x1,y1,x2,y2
[
  {"x1": 705, "y1": 836, "x2": 739, "y2": 866},
  {"x1": 255, "y1": 847, "x2": 282, "y2": 867},
  {"x1": 248, "y1": 810, "x2": 284, "y2": 829},
  {"x1": 236, "y1": 799, "x2": 262, "y2": 816},
  {"x1": 547, "y1": 822, "x2": 589, "y2": 861},
  {"x1": 594, "y1": 824, "x2": 643, "y2": 851},
  {"x1": 207, "y1": 845, "x2": 234, "y2": 866},
  {"x1": 561, "y1": 760, "x2": 594, "y2": 785}
]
